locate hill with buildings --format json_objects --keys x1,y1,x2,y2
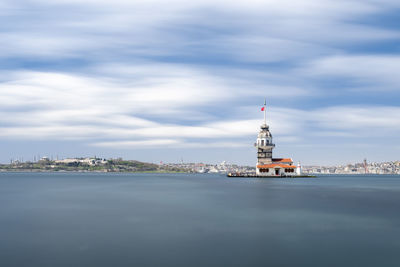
[
  {"x1": 0, "y1": 157, "x2": 186, "y2": 173},
  {"x1": 303, "y1": 161, "x2": 400, "y2": 175}
]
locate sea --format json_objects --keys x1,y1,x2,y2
[{"x1": 0, "y1": 172, "x2": 399, "y2": 267}]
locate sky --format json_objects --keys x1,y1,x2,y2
[{"x1": 1, "y1": 0, "x2": 400, "y2": 165}]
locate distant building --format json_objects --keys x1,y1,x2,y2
[
  {"x1": 55, "y1": 157, "x2": 107, "y2": 166},
  {"x1": 255, "y1": 101, "x2": 297, "y2": 176}
]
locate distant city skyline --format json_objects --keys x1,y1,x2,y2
[{"x1": 1, "y1": 0, "x2": 400, "y2": 165}]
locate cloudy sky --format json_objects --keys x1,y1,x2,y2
[{"x1": 1, "y1": 0, "x2": 400, "y2": 165}]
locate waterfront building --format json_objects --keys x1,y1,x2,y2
[{"x1": 255, "y1": 101, "x2": 297, "y2": 176}]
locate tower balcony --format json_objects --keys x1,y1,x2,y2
[{"x1": 254, "y1": 143, "x2": 275, "y2": 148}]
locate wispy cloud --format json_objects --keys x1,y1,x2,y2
[
  {"x1": 304, "y1": 55, "x2": 400, "y2": 90},
  {"x1": 1, "y1": 67, "x2": 399, "y2": 148},
  {"x1": 1, "y1": 0, "x2": 399, "y2": 62}
]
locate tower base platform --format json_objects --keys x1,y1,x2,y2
[{"x1": 227, "y1": 172, "x2": 316, "y2": 178}]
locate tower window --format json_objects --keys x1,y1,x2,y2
[{"x1": 261, "y1": 140, "x2": 264, "y2": 146}]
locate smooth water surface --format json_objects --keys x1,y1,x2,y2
[{"x1": 1, "y1": 172, "x2": 399, "y2": 267}]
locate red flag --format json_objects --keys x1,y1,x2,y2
[{"x1": 261, "y1": 107, "x2": 265, "y2": 111}]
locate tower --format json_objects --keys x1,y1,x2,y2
[
  {"x1": 363, "y1": 158, "x2": 368, "y2": 174},
  {"x1": 253, "y1": 99, "x2": 297, "y2": 177},
  {"x1": 296, "y1": 161, "x2": 302, "y2": 175},
  {"x1": 255, "y1": 99, "x2": 275, "y2": 166}
]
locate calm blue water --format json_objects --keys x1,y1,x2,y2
[{"x1": 0, "y1": 172, "x2": 399, "y2": 267}]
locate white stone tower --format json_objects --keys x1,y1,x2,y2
[
  {"x1": 296, "y1": 161, "x2": 302, "y2": 175},
  {"x1": 255, "y1": 99, "x2": 275, "y2": 173}
]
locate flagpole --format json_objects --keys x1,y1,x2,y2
[{"x1": 264, "y1": 98, "x2": 266, "y2": 125}]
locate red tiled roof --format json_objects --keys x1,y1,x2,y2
[
  {"x1": 257, "y1": 164, "x2": 296, "y2": 168},
  {"x1": 272, "y1": 158, "x2": 293, "y2": 163}
]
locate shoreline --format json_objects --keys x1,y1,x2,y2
[{"x1": 0, "y1": 169, "x2": 190, "y2": 174}]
